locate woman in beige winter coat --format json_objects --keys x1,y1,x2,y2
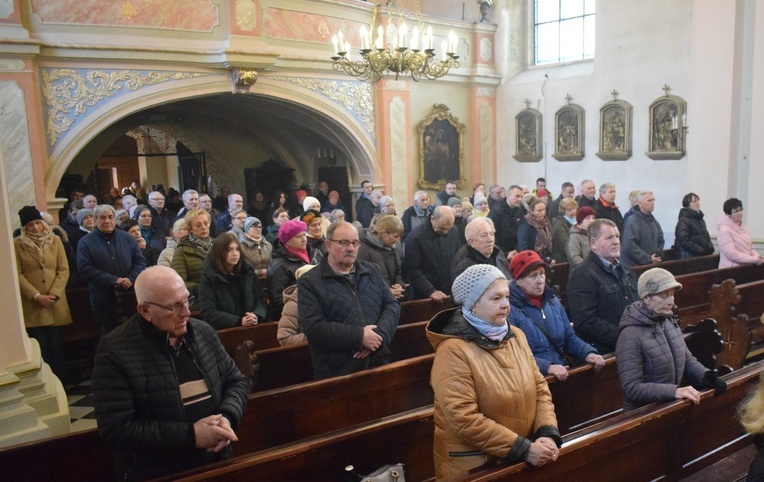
[
  {"x1": 426, "y1": 264, "x2": 561, "y2": 480},
  {"x1": 277, "y1": 264, "x2": 315, "y2": 346},
  {"x1": 14, "y1": 206, "x2": 72, "y2": 379}
]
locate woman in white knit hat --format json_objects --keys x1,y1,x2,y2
[{"x1": 426, "y1": 264, "x2": 561, "y2": 480}]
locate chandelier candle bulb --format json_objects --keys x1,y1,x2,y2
[
  {"x1": 399, "y1": 23, "x2": 408, "y2": 48},
  {"x1": 376, "y1": 26, "x2": 384, "y2": 49},
  {"x1": 332, "y1": 35, "x2": 338, "y2": 54},
  {"x1": 441, "y1": 40, "x2": 448, "y2": 60},
  {"x1": 360, "y1": 25, "x2": 368, "y2": 50},
  {"x1": 427, "y1": 26, "x2": 434, "y2": 49},
  {"x1": 344, "y1": 41, "x2": 350, "y2": 54},
  {"x1": 338, "y1": 29, "x2": 344, "y2": 50},
  {"x1": 411, "y1": 27, "x2": 419, "y2": 50},
  {"x1": 448, "y1": 31, "x2": 458, "y2": 53}
]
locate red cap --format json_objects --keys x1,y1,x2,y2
[{"x1": 509, "y1": 250, "x2": 547, "y2": 280}]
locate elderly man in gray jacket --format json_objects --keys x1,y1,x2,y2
[{"x1": 620, "y1": 191, "x2": 664, "y2": 268}]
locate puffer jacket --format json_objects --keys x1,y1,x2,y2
[
  {"x1": 298, "y1": 258, "x2": 400, "y2": 380},
  {"x1": 277, "y1": 285, "x2": 307, "y2": 346},
  {"x1": 551, "y1": 216, "x2": 573, "y2": 263},
  {"x1": 673, "y1": 208, "x2": 714, "y2": 258},
  {"x1": 238, "y1": 233, "x2": 272, "y2": 278},
  {"x1": 620, "y1": 207, "x2": 664, "y2": 268},
  {"x1": 198, "y1": 256, "x2": 267, "y2": 329},
  {"x1": 267, "y1": 243, "x2": 310, "y2": 320},
  {"x1": 615, "y1": 301, "x2": 708, "y2": 411},
  {"x1": 171, "y1": 237, "x2": 209, "y2": 296},
  {"x1": 451, "y1": 244, "x2": 512, "y2": 280},
  {"x1": 92, "y1": 315, "x2": 248, "y2": 481},
  {"x1": 426, "y1": 308, "x2": 561, "y2": 481},
  {"x1": 717, "y1": 215, "x2": 761, "y2": 268},
  {"x1": 508, "y1": 283, "x2": 597, "y2": 375},
  {"x1": 357, "y1": 228, "x2": 405, "y2": 287},
  {"x1": 566, "y1": 225, "x2": 590, "y2": 268}
]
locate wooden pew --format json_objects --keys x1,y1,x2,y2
[
  {"x1": 161, "y1": 341, "x2": 750, "y2": 482},
  {"x1": 708, "y1": 278, "x2": 764, "y2": 364},
  {"x1": 0, "y1": 317, "x2": 722, "y2": 482},
  {"x1": 466, "y1": 360, "x2": 763, "y2": 482}
]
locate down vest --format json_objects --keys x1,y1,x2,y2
[
  {"x1": 92, "y1": 315, "x2": 248, "y2": 481},
  {"x1": 298, "y1": 258, "x2": 400, "y2": 379},
  {"x1": 426, "y1": 308, "x2": 561, "y2": 481},
  {"x1": 615, "y1": 301, "x2": 708, "y2": 411},
  {"x1": 508, "y1": 283, "x2": 597, "y2": 375}
]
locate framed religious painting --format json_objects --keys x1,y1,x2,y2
[
  {"x1": 513, "y1": 100, "x2": 543, "y2": 162},
  {"x1": 418, "y1": 104, "x2": 466, "y2": 190},
  {"x1": 596, "y1": 91, "x2": 633, "y2": 160},
  {"x1": 646, "y1": 85, "x2": 687, "y2": 160},
  {"x1": 552, "y1": 95, "x2": 585, "y2": 161}
]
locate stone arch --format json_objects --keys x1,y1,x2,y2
[{"x1": 44, "y1": 73, "x2": 378, "y2": 203}]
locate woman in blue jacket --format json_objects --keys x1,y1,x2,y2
[{"x1": 508, "y1": 250, "x2": 605, "y2": 381}]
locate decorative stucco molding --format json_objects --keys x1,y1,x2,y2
[
  {"x1": 40, "y1": 69, "x2": 211, "y2": 147},
  {"x1": 269, "y1": 76, "x2": 375, "y2": 138}
]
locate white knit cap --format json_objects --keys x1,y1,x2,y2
[
  {"x1": 302, "y1": 196, "x2": 320, "y2": 212},
  {"x1": 452, "y1": 264, "x2": 507, "y2": 311}
]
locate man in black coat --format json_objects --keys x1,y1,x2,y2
[
  {"x1": 355, "y1": 180, "x2": 375, "y2": 228},
  {"x1": 403, "y1": 206, "x2": 463, "y2": 301},
  {"x1": 593, "y1": 182, "x2": 624, "y2": 233},
  {"x1": 148, "y1": 191, "x2": 176, "y2": 237},
  {"x1": 92, "y1": 266, "x2": 248, "y2": 481},
  {"x1": 298, "y1": 221, "x2": 400, "y2": 379},
  {"x1": 487, "y1": 184, "x2": 524, "y2": 256},
  {"x1": 567, "y1": 219, "x2": 639, "y2": 353},
  {"x1": 452, "y1": 217, "x2": 512, "y2": 280}
]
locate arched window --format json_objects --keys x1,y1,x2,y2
[{"x1": 535, "y1": 0, "x2": 595, "y2": 65}]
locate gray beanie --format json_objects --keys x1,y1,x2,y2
[
  {"x1": 452, "y1": 264, "x2": 507, "y2": 311},
  {"x1": 243, "y1": 216, "x2": 262, "y2": 232},
  {"x1": 77, "y1": 208, "x2": 94, "y2": 226},
  {"x1": 447, "y1": 197, "x2": 463, "y2": 208},
  {"x1": 638, "y1": 268, "x2": 683, "y2": 299}
]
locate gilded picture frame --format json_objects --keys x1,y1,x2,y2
[
  {"x1": 513, "y1": 105, "x2": 543, "y2": 162},
  {"x1": 646, "y1": 90, "x2": 687, "y2": 160},
  {"x1": 418, "y1": 104, "x2": 466, "y2": 190},
  {"x1": 596, "y1": 96, "x2": 633, "y2": 161},
  {"x1": 553, "y1": 100, "x2": 585, "y2": 161}
]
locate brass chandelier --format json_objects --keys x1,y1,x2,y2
[{"x1": 331, "y1": 1, "x2": 459, "y2": 82}]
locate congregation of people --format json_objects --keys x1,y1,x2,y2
[{"x1": 15, "y1": 176, "x2": 764, "y2": 480}]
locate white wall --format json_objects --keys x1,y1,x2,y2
[{"x1": 495, "y1": 0, "x2": 764, "y2": 245}]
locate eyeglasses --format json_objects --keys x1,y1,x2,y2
[
  {"x1": 144, "y1": 296, "x2": 195, "y2": 315},
  {"x1": 731, "y1": 207, "x2": 744, "y2": 214},
  {"x1": 328, "y1": 239, "x2": 361, "y2": 248}
]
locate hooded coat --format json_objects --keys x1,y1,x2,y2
[
  {"x1": 615, "y1": 301, "x2": 708, "y2": 411},
  {"x1": 357, "y1": 228, "x2": 405, "y2": 287},
  {"x1": 426, "y1": 308, "x2": 561, "y2": 480}
]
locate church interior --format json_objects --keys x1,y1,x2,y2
[{"x1": 1, "y1": 0, "x2": 764, "y2": 479}]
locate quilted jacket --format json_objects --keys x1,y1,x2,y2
[
  {"x1": 615, "y1": 301, "x2": 708, "y2": 411},
  {"x1": 673, "y1": 208, "x2": 713, "y2": 258},
  {"x1": 717, "y1": 214, "x2": 761, "y2": 268},
  {"x1": 298, "y1": 258, "x2": 400, "y2": 379},
  {"x1": 171, "y1": 237, "x2": 208, "y2": 296},
  {"x1": 620, "y1": 207, "x2": 664, "y2": 268},
  {"x1": 426, "y1": 308, "x2": 561, "y2": 480},
  {"x1": 92, "y1": 315, "x2": 248, "y2": 481}
]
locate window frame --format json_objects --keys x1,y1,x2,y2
[{"x1": 533, "y1": 0, "x2": 595, "y2": 66}]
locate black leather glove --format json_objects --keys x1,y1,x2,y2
[{"x1": 701, "y1": 370, "x2": 727, "y2": 396}]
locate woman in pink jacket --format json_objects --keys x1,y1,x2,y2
[{"x1": 717, "y1": 198, "x2": 764, "y2": 268}]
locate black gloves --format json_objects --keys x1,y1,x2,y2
[{"x1": 701, "y1": 370, "x2": 727, "y2": 396}]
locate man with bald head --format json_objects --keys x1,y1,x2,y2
[
  {"x1": 452, "y1": 217, "x2": 512, "y2": 280},
  {"x1": 298, "y1": 222, "x2": 400, "y2": 379},
  {"x1": 404, "y1": 205, "x2": 463, "y2": 301},
  {"x1": 92, "y1": 266, "x2": 248, "y2": 481}
]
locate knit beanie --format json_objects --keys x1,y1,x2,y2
[
  {"x1": 474, "y1": 194, "x2": 488, "y2": 207},
  {"x1": 243, "y1": 217, "x2": 262, "y2": 232},
  {"x1": 462, "y1": 200, "x2": 474, "y2": 211},
  {"x1": 77, "y1": 208, "x2": 94, "y2": 226},
  {"x1": 638, "y1": 268, "x2": 683, "y2": 299},
  {"x1": 18, "y1": 206, "x2": 42, "y2": 226},
  {"x1": 452, "y1": 264, "x2": 507, "y2": 311},
  {"x1": 278, "y1": 218, "x2": 307, "y2": 245},
  {"x1": 302, "y1": 196, "x2": 320, "y2": 212},
  {"x1": 447, "y1": 197, "x2": 463, "y2": 208},
  {"x1": 576, "y1": 206, "x2": 596, "y2": 225},
  {"x1": 509, "y1": 250, "x2": 546, "y2": 280}
]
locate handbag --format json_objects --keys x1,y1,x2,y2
[{"x1": 352, "y1": 463, "x2": 406, "y2": 482}]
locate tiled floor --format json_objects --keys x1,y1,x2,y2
[{"x1": 65, "y1": 379, "x2": 98, "y2": 433}]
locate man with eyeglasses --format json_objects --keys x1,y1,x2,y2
[
  {"x1": 92, "y1": 266, "x2": 248, "y2": 481},
  {"x1": 298, "y1": 221, "x2": 400, "y2": 379},
  {"x1": 148, "y1": 191, "x2": 176, "y2": 237}
]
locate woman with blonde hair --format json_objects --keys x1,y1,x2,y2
[
  {"x1": 172, "y1": 209, "x2": 213, "y2": 297},
  {"x1": 739, "y1": 374, "x2": 764, "y2": 480},
  {"x1": 157, "y1": 218, "x2": 187, "y2": 268},
  {"x1": 357, "y1": 214, "x2": 406, "y2": 299},
  {"x1": 14, "y1": 206, "x2": 72, "y2": 379}
]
